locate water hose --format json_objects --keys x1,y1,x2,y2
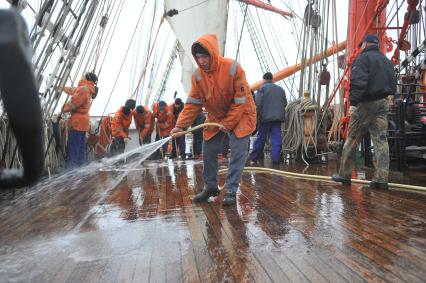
[
  {"x1": 218, "y1": 167, "x2": 426, "y2": 193},
  {"x1": 171, "y1": 122, "x2": 224, "y2": 137},
  {"x1": 175, "y1": 123, "x2": 426, "y2": 193}
]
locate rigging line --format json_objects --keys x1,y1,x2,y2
[
  {"x1": 384, "y1": 0, "x2": 398, "y2": 25},
  {"x1": 129, "y1": 0, "x2": 147, "y2": 96},
  {"x1": 41, "y1": 0, "x2": 94, "y2": 115},
  {"x1": 46, "y1": 0, "x2": 100, "y2": 119},
  {"x1": 82, "y1": 0, "x2": 108, "y2": 72},
  {"x1": 76, "y1": 1, "x2": 105, "y2": 75},
  {"x1": 178, "y1": 0, "x2": 210, "y2": 13},
  {"x1": 130, "y1": 16, "x2": 165, "y2": 100},
  {"x1": 286, "y1": 0, "x2": 302, "y2": 46},
  {"x1": 33, "y1": 0, "x2": 69, "y2": 70},
  {"x1": 97, "y1": 0, "x2": 126, "y2": 75},
  {"x1": 35, "y1": 0, "x2": 85, "y2": 79},
  {"x1": 30, "y1": 0, "x2": 60, "y2": 49},
  {"x1": 263, "y1": 8, "x2": 288, "y2": 67},
  {"x1": 136, "y1": 0, "x2": 156, "y2": 101},
  {"x1": 92, "y1": 0, "x2": 114, "y2": 71},
  {"x1": 255, "y1": 7, "x2": 292, "y2": 94},
  {"x1": 25, "y1": 1, "x2": 37, "y2": 13},
  {"x1": 97, "y1": 0, "x2": 147, "y2": 125},
  {"x1": 232, "y1": 0, "x2": 240, "y2": 57},
  {"x1": 144, "y1": 31, "x2": 171, "y2": 104},
  {"x1": 235, "y1": 3, "x2": 249, "y2": 61},
  {"x1": 278, "y1": 0, "x2": 303, "y2": 21},
  {"x1": 351, "y1": 0, "x2": 373, "y2": 49}
]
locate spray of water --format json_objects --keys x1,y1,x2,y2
[
  {"x1": 102, "y1": 137, "x2": 171, "y2": 166},
  {"x1": 0, "y1": 137, "x2": 172, "y2": 213}
]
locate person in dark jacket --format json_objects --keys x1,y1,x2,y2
[
  {"x1": 249, "y1": 72, "x2": 287, "y2": 164},
  {"x1": 332, "y1": 34, "x2": 397, "y2": 190},
  {"x1": 170, "y1": 98, "x2": 186, "y2": 159}
]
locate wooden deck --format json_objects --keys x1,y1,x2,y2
[{"x1": 0, "y1": 159, "x2": 426, "y2": 282}]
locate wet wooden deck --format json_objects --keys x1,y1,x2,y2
[{"x1": 0, "y1": 159, "x2": 426, "y2": 282}]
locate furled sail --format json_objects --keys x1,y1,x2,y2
[{"x1": 164, "y1": 0, "x2": 229, "y2": 93}]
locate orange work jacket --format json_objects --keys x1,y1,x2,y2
[
  {"x1": 62, "y1": 79, "x2": 96, "y2": 131},
  {"x1": 153, "y1": 102, "x2": 174, "y2": 137},
  {"x1": 133, "y1": 107, "x2": 154, "y2": 139},
  {"x1": 175, "y1": 34, "x2": 256, "y2": 140},
  {"x1": 111, "y1": 107, "x2": 132, "y2": 138}
]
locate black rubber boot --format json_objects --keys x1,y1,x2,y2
[
  {"x1": 223, "y1": 192, "x2": 236, "y2": 206},
  {"x1": 193, "y1": 187, "x2": 219, "y2": 203},
  {"x1": 331, "y1": 174, "x2": 351, "y2": 185},
  {"x1": 369, "y1": 180, "x2": 388, "y2": 190}
]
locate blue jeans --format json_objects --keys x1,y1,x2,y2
[
  {"x1": 250, "y1": 122, "x2": 282, "y2": 164},
  {"x1": 203, "y1": 132, "x2": 249, "y2": 193},
  {"x1": 67, "y1": 130, "x2": 87, "y2": 168}
]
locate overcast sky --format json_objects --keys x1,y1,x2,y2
[{"x1": 1, "y1": 0, "x2": 350, "y2": 116}]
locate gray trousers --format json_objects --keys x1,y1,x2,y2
[
  {"x1": 203, "y1": 131, "x2": 250, "y2": 193},
  {"x1": 339, "y1": 98, "x2": 389, "y2": 182}
]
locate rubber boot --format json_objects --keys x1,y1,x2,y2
[
  {"x1": 193, "y1": 187, "x2": 219, "y2": 203},
  {"x1": 331, "y1": 174, "x2": 351, "y2": 185},
  {"x1": 369, "y1": 180, "x2": 388, "y2": 190},
  {"x1": 223, "y1": 191, "x2": 236, "y2": 206}
]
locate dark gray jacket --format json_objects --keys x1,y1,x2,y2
[
  {"x1": 255, "y1": 81, "x2": 288, "y2": 123},
  {"x1": 350, "y1": 45, "x2": 397, "y2": 106}
]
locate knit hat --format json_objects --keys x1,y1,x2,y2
[
  {"x1": 359, "y1": 34, "x2": 379, "y2": 47},
  {"x1": 125, "y1": 99, "x2": 136, "y2": 110},
  {"x1": 158, "y1": 100, "x2": 167, "y2": 111},
  {"x1": 175, "y1": 98, "x2": 183, "y2": 106},
  {"x1": 85, "y1": 72, "x2": 98, "y2": 84},
  {"x1": 122, "y1": 107, "x2": 131, "y2": 116},
  {"x1": 263, "y1": 72, "x2": 273, "y2": 80},
  {"x1": 192, "y1": 42, "x2": 210, "y2": 56},
  {"x1": 136, "y1": 105, "x2": 145, "y2": 114}
]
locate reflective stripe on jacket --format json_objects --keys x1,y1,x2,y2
[{"x1": 175, "y1": 34, "x2": 256, "y2": 140}]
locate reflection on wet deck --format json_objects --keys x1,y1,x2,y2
[{"x1": 1, "y1": 160, "x2": 426, "y2": 282}]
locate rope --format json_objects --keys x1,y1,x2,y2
[
  {"x1": 171, "y1": 122, "x2": 223, "y2": 137},
  {"x1": 178, "y1": 0, "x2": 210, "y2": 13},
  {"x1": 218, "y1": 166, "x2": 426, "y2": 193},
  {"x1": 282, "y1": 98, "x2": 316, "y2": 165},
  {"x1": 130, "y1": 16, "x2": 164, "y2": 99},
  {"x1": 96, "y1": 1, "x2": 147, "y2": 127}
]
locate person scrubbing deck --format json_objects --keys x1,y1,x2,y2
[{"x1": 171, "y1": 33, "x2": 256, "y2": 206}]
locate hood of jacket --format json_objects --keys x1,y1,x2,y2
[{"x1": 191, "y1": 34, "x2": 220, "y2": 73}]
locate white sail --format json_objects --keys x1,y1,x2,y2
[{"x1": 164, "y1": 0, "x2": 229, "y2": 93}]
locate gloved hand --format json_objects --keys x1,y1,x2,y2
[
  {"x1": 349, "y1": 105, "x2": 358, "y2": 115},
  {"x1": 124, "y1": 137, "x2": 130, "y2": 144},
  {"x1": 171, "y1": 127, "x2": 184, "y2": 137}
]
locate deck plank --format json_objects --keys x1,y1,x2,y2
[{"x1": 0, "y1": 160, "x2": 426, "y2": 282}]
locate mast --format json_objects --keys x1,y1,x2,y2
[{"x1": 342, "y1": 0, "x2": 388, "y2": 138}]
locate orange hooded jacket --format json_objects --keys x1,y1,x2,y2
[
  {"x1": 62, "y1": 79, "x2": 96, "y2": 131},
  {"x1": 153, "y1": 102, "x2": 174, "y2": 137},
  {"x1": 133, "y1": 106, "x2": 154, "y2": 139},
  {"x1": 111, "y1": 107, "x2": 133, "y2": 138},
  {"x1": 175, "y1": 34, "x2": 256, "y2": 140}
]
